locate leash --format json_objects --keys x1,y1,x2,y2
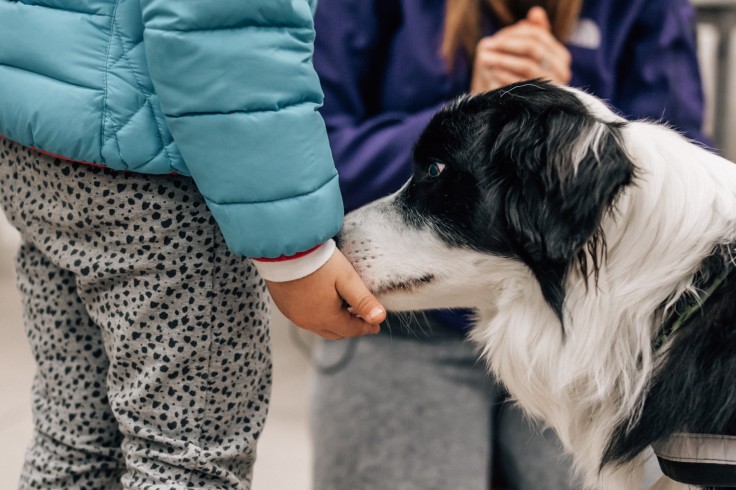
[{"x1": 654, "y1": 258, "x2": 735, "y2": 351}]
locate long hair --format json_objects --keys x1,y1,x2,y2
[{"x1": 441, "y1": 0, "x2": 583, "y2": 67}]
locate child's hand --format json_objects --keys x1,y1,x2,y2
[{"x1": 266, "y1": 249, "x2": 386, "y2": 339}]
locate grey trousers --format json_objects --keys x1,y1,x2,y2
[
  {"x1": 0, "y1": 139, "x2": 271, "y2": 489},
  {"x1": 309, "y1": 315, "x2": 584, "y2": 490}
]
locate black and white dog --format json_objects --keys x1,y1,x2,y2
[{"x1": 338, "y1": 81, "x2": 736, "y2": 489}]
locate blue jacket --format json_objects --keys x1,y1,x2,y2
[
  {"x1": 0, "y1": 0, "x2": 343, "y2": 259},
  {"x1": 314, "y1": 0, "x2": 707, "y2": 213}
]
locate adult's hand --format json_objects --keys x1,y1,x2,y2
[
  {"x1": 471, "y1": 7, "x2": 572, "y2": 94},
  {"x1": 266, "y1": 249, "x2": 387, "y2": 340}
]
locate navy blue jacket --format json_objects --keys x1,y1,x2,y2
[{"x1": 314, "y1": 0, "x2": 706, "y2": 213}]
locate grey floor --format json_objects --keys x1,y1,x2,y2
[{"x1": 0, "y1": 211, "x2": 315, "y2": 490}]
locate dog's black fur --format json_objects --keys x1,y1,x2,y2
[{"x1": 605, "y1": 247, "x2": 736, "y2": 466}]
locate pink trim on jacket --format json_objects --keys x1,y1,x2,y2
[{"x1": 252, "y1": 242, "x2": 324, "y2": 262}]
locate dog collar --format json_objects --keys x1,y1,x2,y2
[{"x1": 654, "y1": 259, "x2": 735, "y2": 351}]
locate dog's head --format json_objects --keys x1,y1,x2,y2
[{"x1": 340, "y1": 81, "x2": 635, "y2": 318}]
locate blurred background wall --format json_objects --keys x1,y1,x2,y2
[
  {"x1": 1, "y1": 2, "x2": 735, "y2": 488},
  {"x1": 695, "y1": 0, "x2": 736, "y2": 160}
]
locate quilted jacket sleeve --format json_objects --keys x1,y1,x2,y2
[{"x1": 138, "y1": 0, "x2": 343, "y2": 258}]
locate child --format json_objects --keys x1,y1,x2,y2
[{"x1": 0, "y1": 0, "x2": 384, "y2": 487}]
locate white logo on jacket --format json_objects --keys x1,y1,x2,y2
[{"x1": 570, "y1": 18, "x2": 601, "y2": 49}]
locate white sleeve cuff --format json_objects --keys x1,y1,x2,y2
[{"x1": 252, "y1": 239, "x2": 337, "y2": 282}]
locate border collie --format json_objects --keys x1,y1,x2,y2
[{"x1": 338, "y1": 81, "x2": 736, "y2": 489}]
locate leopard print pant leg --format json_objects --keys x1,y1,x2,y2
[
  {"x1": 0, "y1": 138, "x2": 272, "y2": 489},
  {"x1": 15, "y1": 240, "x2": 125, "y2": 489}
]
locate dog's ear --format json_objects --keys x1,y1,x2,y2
[{"x1": 491, "y1": 107, "x2": 634, "y2": 318}]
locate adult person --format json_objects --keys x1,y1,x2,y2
[
  {"x1": 0, "y1": 0, "x2": 385, "y2": 488},
  {"x1": 310, "y1": 0, "x2": 707, "y2": 488}
]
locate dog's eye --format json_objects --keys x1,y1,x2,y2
[{"x1": 427, "y1": 162, "x2": 446, "y2": 178}]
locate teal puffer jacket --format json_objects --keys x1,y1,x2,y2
[{"x1": 0, "y1": 0, "x2": 343, "y2": 258}]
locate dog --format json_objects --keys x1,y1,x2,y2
[{"x1": 337, "y1": 81, "x2": 736, "y2": 489}]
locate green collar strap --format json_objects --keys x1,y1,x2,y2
[{"x1": 655, "y1": 259, "x2": 735, "y2": 351}]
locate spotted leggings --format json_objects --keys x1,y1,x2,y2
[{"x1": 0, "y1": 138, "x2": 271, "y2": 489}]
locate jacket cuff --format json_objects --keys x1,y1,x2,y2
[{"x1": 252, "y1": 239, "x2": 336, "y2": 282}]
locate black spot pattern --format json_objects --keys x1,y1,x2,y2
[{"x1": 0, "y1": 139, "x2": 272, "y2": 489}]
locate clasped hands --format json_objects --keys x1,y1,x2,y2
[{"x1": 471, "y1": 7, "x2": 572, "y2": 94}]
